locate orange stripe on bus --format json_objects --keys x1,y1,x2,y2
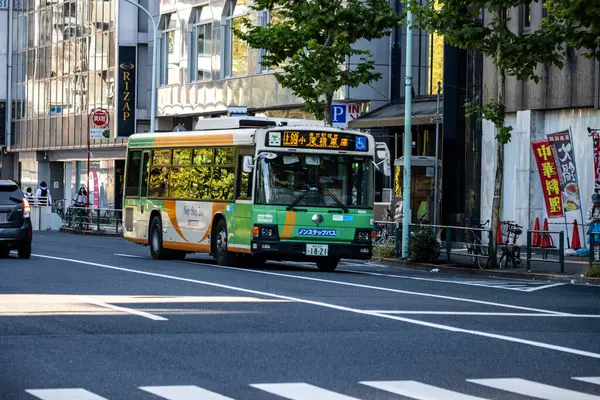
[
  {"x1": 164, "y1": 241, "x2": 211, "y2": 253},
  {"x1": 281, "y1": 211, "x2": 291, "y2": 239},
  {"x1": 199, "y1": 203, "x2": 227, "y2": 244},
  {"x1": 155, "y1": 133, "x2": 234, "y2": 148},
  {"x1": 164, "y1": 199, "x2": 189, "y2": 243}
]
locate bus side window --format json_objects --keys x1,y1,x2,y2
[
  {"x1": 236, "y1": 155, "x2": 253, "y2": 200},
  {"x1": 125, "y1": 151, "x2": 142, "y2": 197}
]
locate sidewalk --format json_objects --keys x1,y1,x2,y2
[{"x1": 372, "y1": 253, "x2": 600, "y2": 285}]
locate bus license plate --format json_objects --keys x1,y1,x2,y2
[{"x1": 306, "y1": 244, "x2": 328, "y2": 256}]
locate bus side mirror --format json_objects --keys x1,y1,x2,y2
[
  {"x1": 242, "y1": 156, "x2": 254, "y2": 173},
  {"x1": 383, "y1": 159, "x2": 391, "y2": 177}
]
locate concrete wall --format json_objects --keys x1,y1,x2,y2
[
  {"x1": 481, "y1": 109, "x2": 600, "y2": 247},
  {"x1": 482, "y1": 3, "x2": 600, "y2": 112}
]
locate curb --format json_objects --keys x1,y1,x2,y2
[
  {"x1": 370, "y1": 257, "x2": 600, "y2": 286},
  {"x1": 59, "y1": 227, "x2": 122, "y2": 237}
]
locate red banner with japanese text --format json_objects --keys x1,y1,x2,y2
[
  {"x1": 592, "y1": 129, "x2": 600, "y2": 192},
  {"x1": 532, "y1": 139, "x2": 564, "y2": 218},
  {"x1": 547, "y1": 130, "x2": 581, "y2": 212}
]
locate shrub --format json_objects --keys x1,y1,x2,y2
[
  {"x1": 584, "y1": 266, "x2": 600, "y2": 278},
  {"x1": 373, "y1": 242, "x2": 396, "y2": 258},
  {"x1": 409, "y1": 227, "x2": 440, "y2": 263}
]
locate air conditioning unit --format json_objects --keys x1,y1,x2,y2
[{"x1": 382, "y1": 188, "x2": 393, "y2": 203}]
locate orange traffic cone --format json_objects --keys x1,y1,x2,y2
[
  {"x1": 541, "y1": 218, "x2": 551, "y2": 248},
  {"x1": 532, "y1": 217, "x2": 541, "y2": 247},
  {"x1": 497, "y1": 221, "x2": 503, "y2": 245},
  {"x1": 571, "y1": 219, "x2": 582, "y2": 250}
]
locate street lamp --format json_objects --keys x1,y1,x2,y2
[{"x1": 121, "y1": 0, "x2": 159, "y2": 133}]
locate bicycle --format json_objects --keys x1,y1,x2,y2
[
  {"x1": 463, "y1": 219, "x2": 490, "y2": 269},
  {"x1": 498, "y1": 221, "x2": 523, "y2": 268}
]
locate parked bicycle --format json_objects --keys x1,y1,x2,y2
[
  {"x1": 463, "y1": 219, "x2": 490, "y2": 269},
  {"x1": 498, "y1": 220, "x2": 523, "y2": 268}
]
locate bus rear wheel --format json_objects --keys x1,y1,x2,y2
[
  {"x1": 150, "y1": 216, "x2": 170, "y2": 260},
  {"x1": 214, "y1": 219, "x2": 236, "y2": 266},
  {"x1": 316, "y1": 257, "x2": 339, "y2": 272}
]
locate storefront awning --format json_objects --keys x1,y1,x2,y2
[{"x1": 349, "y1": 99, "x2": 442, "y2": 129}]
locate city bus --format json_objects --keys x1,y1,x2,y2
[{"x1": 122, "y1": 117, "x2": 384, "y2": 271}]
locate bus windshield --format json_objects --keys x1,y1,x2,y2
[{"x1": 255, "y1": 152, "x2": 373, "y2": 209}]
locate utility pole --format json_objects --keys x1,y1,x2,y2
[
  {"x1": 401, "y1": 10, "x2": 413, "y2": 259},
  {"x1": 433, "y1": 81, "x2": 442, "y2": 226}
]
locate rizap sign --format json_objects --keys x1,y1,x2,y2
[{"x1": 331, "y1": 103, "x2": 362, "y2": 128}]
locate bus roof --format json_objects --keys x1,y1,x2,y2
[{"x1": 127, "y1": 129, "x2": 257, "y2": 149}]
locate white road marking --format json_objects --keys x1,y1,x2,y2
[
  {"x1": 524, "y1": 283, "x2": 568, "y2": 292},
  {"x1": 180, "y1": 260, "x2": 569, "y2": 315},
  {"x1": 573, "y1": 377, "x2": 600, "y2": 386},
  {"x1": 340, "y1": 269, "x2": 567, "y2": 292},
  {"x1": 360, "y1": 380, "x2": 488, "y2": 399},
  {"x1": 468, "y1": 378, "x2": 600, "y2": 399},
  {"x1": 25, "y1": 388, "x2": 109, "y2": 400},
  {"x1": 74, "y1": 296, "x2": 168, "y2": 321},
  {"x1": 251, "y1": 383, "x2": 360, "y2": 399},
  {"x1": 364, "y1": 311, "x2": 600, "y2": 317},
  {"x1": 113, "y1": 253, "x2": 146, "y2": 259},
  {"x1": 33, "y1": 254, "x2": 600, "y2": 360},
  {"x1": 140, "y1": 385, "x2": 235, "y2": 400}
]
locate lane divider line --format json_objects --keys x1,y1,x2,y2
[{"x1": 32, "y1": 254, "x2": 600, "y2": 360}]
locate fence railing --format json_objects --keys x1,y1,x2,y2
[
  {"x1": 526, "y1": 230, "x2": 565, "y2": 273},
  {"x1": 61, "y1": 206, "x2": 122, "y2": 234}
]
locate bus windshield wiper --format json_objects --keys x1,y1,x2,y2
[
  {"x1": 287, "y1": 190, "x2": 309, "y2": 211},
  {"x1": 318, "y1": 183, "x2": 349, "y2": 213}
]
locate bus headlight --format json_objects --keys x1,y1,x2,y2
[
  {"x1": 355, "y1": 229, "x2": 372, "y2": 242},
  {"x1": 253, "y1": 225, "x2": 279, "y2": 239}
]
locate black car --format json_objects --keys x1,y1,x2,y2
[{"x1": 0, "y1": 180, "x2": 32, "y2": 259}]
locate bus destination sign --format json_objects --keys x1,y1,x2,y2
[{"x1": 267, "y1": 131, "x2": 368, "y2": 152}]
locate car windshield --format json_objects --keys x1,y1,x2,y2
[
  {"x1": 0, "y1": 184, "x2": 22, "y2": 204},
  {"x1": 255, "y1": 153, "x2": 373, "y2": 209}
]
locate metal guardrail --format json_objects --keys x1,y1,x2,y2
[
  {"x1": 61, "y1": 206, "x2": 122, "y2": 234},
  {"x1": 526, "y1": 230, "x2": 565, "y2": 273},
  {"x1": 588, "y1": 231, "x2": 600, "y2": 267}
]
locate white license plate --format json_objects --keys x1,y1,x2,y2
[{"x1": 306, "y1": 244, "x2": 329, "y2": 256}]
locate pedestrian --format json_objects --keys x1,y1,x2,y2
[
  {"x1": 35, "y1": 181, "x2": 52, "y2": 206},
  {"x1": 24, "y1": 187, "x2": 33, "y2": 197},
  {"x1": 585, "y1": 193, "x2": 600, "y2": 245}
]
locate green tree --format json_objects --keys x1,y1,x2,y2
[
  {"x1": 232, "y1": 0, "x2": 400, "y2": 125},
  {"x1": 543, "y1": 0, "x2": 600, "y2": 59},
  {"x1": 407, "y1": 0, "x2": 564, "y2": 263}
]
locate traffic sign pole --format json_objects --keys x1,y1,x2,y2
[{"x1": 87, "y1": 108, "x2": 110, "y2": 212}]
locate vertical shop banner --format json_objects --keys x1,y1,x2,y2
[
  {"x1": 117, "y1": 46, "x2": 137, "y2": 137},
  {"x1": 0, "y1": 102, "x2": 6, "y2": 146},
  {"x1": 92, "y1": 168, "x2": 100, "y2": 209},
  {"x1": 547, "y1": 130, "x2": 581, "y2": 212},
  {"x1": 592, "y1": 129, "x2": 600, "y2": 192},
  {"x1": 532, "y1": 139, "x2": 564, "y2": 218}
]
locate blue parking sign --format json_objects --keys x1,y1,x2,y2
[{"x1": 332, "y1": 104, "x2": 347, "y2": 123}]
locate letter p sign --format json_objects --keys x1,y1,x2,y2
[{"x1": 332, "y1": 104, "x2": 347, "y2": 124}]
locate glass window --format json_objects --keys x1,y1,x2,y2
[
  {"x1": 212, "y1": 167, "x2": 235, "y2": 200},
  {"x1": 152, "y1": 149, "x2": 172, "y2": 165},
  {"x1": 223, "y1": 0, "x2": 248, "y2": 77},
  {"x1": 159, "y1": 14, "x2": 180, "y2": 86},
  {"x1": 255, "y1": 153, "x2": 374, "y2": 208},
  {"x1": 215, "y1": 148, "x2": 235, "y2": 165},
  {"x1": 189, "y1": 7, "x2": 212, "y2": 82},
  {"x1": 0, "y1": 183, "x2": 22, "y2": 203},
  {"x1": 173, "y1": 149, "x2": 192, "y2": 165},
  {"x1": 193, "y1": 148, "x2": 213, "y2": 165},
  {"x1": 257, "y1": 8, "x2": 288, "y2": 73},
  {"x1": 125, "y1": 151, "x2": 141, "y2": 197},
  {"x1": 149, "y1": 166, "x2": 169, "y2": 198}
]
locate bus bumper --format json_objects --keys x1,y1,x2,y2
[{"x1": 251, "y1": 241, "x2": 372, "y2": 260}]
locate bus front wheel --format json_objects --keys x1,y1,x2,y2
[
  {"x1": 214, "y1": 219, "x2": 236, "y2": 266},
  {"x1": 150, "y1": 216, "x2": 170, "y2": 260},
  {"x1": 316, "y1": 257, "x2": 339, "y2": 272}
]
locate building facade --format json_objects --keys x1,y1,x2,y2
[
  {"x1": 480, "y1": 2, "x2": 600, "y2": 245},
  {"x1": 153, "y1": 0, "x2": 392, "y2": 130},
  {"x1": 0, "y1": 0, "x2": 156, "y2": 210}
]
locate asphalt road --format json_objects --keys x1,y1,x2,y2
[{"x1": 1, "y1": 232, "x2": 600, "y2": 400}]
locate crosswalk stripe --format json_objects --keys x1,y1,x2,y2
[
  {"x1": 360, "y1": 380, "x2": 489, "y2": 399},
  {"x1": 573, "y1": 377, "x2": 600, "y2": 386},
  {"x1": 139, "y1": 385, "x2": 235, "y2": 400},
  {"x1": 25, "y1": 388, "x2": 109, "y2": 400},
  {"x1": 468, "y1": 378, "x2": 600, "y2": 399},
  {"x1": 250, "y1": 383, "x2": 361, "y2": 399}
]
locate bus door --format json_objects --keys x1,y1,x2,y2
[{"x1": 137, "y1": 150, "x2": 151, "y2": 239}]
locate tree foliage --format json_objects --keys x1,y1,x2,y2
[
  {"x1": 544, "y1": 0, "x2": 600, "y2": 60},
  {"x1": 232, "y1": 0, "x2": 400, "y2": 124}
]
